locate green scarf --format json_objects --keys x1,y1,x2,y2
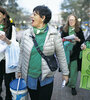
[
  {"x1": 0, "y1": 24, "x2": 4, "y2": 31},
  {"x1": 33, "y1": 24, "x2": 47, "y2": 34},
  {"x1": 69, "y1": 26, "x2": 75, "y2": 35}
]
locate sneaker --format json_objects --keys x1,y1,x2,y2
[
  {"x1": 71, "y1": 88, "x2": 77, "y2": 95},
  {"x1": 0, "y1": 96, "x2": 3, "y2": 100}
]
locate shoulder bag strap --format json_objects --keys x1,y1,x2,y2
[{"x1": 30, "y1": 35, "x2": 47, "y2": 60}]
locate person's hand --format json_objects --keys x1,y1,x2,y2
[
  {"x1": 74, "y1": 36, "x2": 80, "y2": 42},
  {"x1": 17, "y1": 72, "x2": 22, "y2": 78},
  {"x1": 0, "y1": 34, "x2": 7, "y2": 41},
  {"x1": 0, "y1": 34, "x2": 11, "y2": 44},
  {"x1": 62, "y1": 75, "x2": 69, "y2": 83},
  {"x1": 81, "y1": 44, "x2": 86, "y2": 50}
]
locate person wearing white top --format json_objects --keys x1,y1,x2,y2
[
  {"x1": 0, "y1": 7, "x2": 17, "y2": 100},
  {"x1": 0, "y1": 30, "x2": 8, "y2": 53}
]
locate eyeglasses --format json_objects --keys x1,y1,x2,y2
[{"x1": 69, "y1": 19, "x2": 76, "y2": 22}]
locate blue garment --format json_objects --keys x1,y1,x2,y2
[{"x1": 27, "y1": 75, "x2": 54, "y2": 90}]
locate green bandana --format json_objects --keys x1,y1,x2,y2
[
  {"x1": 33, "y1": 24, "x2": 47, "y2": 34},
  {"x1": 69, "y1": 26, "x2": 75, "y2": 35},
  {"x1": 0, "y1": 24, "x2": 4, "y2": 31}
]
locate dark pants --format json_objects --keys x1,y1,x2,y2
[
  {"x1": 0, "y1": 60, "x2": 15, "y2": 99},
  {"x1": 28, "y1": 81, "x2": 53, "y2": 100}
]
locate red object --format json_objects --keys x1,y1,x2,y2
[{"x1": 62, "y1": 38, "x2": 72, "y2": 42}]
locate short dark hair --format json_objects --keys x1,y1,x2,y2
[{"x1": 33, "y1": 5, "x2": 52, "y2": 24}]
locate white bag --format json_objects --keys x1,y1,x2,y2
[
  {"x1": 0, "y1": 31, "x2": 8, "y2": 53},
  {"x1": 5, "y1": 41, "x2": 20, "y2": 73}
]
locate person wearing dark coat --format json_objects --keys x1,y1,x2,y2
[{"x1": 61, "y1": 14, "x2": 85, "y2": 95}]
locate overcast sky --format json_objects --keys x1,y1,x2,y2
[{"x1": 17, "y1": 0, "x2": 63, "y2": 14}]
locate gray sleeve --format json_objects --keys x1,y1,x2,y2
[{"x1": 54, "y1": 32, "x2": 69, "y2": 75}]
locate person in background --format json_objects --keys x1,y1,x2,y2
[
  {"x1": 59, "y1": 25, "x2": 64, "y2": 35},
  {"x1": 83, "y1": 23, "x2": 90, "y2": 40},
  {"x1": 0, "y1": 7, "x2": 16, "y2": 100},
  {"x1": 81, "y1": 35, "x2": 90, "y2": 50},
  {"x1": 61, "y1": 14, "x2": 85, "y2": 95},
  {"x1": 17, "y1": 5, "x2": 69, "y2": 100}
]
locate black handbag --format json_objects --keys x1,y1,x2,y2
[{"x1": 30, "y1": 35, "x2": 58, "y2": 72}]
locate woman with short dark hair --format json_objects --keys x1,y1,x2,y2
[{"x1": 17, "y1": 5, "x2": 69, "y2": 100}]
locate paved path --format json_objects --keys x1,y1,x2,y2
[
  {"x1": 51, "y1": 71, "x2": 90, "y2": 100},
  {"x1": 1, "y1": 71, "x2": 90, "y2": 100}
]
